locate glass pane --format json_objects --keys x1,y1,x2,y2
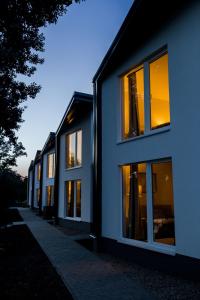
[
  {"x1": 66, "y1": 133, "x2": 76, "y2": 168},
  {"x1": 76, "y1": 131, "x2": 82, "y2": 166},
  {"x1": 46, "y1": 186, "x2": 54, "y2": 206},
  {"x1": 37, "y1": 164, "x2": 41, "y2": 181},
  {"x1": 122, "y1": 163, "x2": 147, "y2": 241},
  {"x1": 150, "y1": 54, "x2": 170, "y2": 129},
  {"x1": 66, "y1": 181, "x2": 74, "y2": 217},
  {"x1": 37, "y1": 188, "x2": 40, "y2": 205},
  {"x1": 52, "y1": 153, "x2": 55, "y2": 177},
  {"x1": 47, "y1": 154, "x2": 54, "y2": 178},
  {"x1": 76, "y1": 180, "x2": 81, "y2": 217},
  {"x1": 152, "y1": 161, "x2": 175, "y2": 245},
  {"x1": 123, "y1": 67, "x2": 144, "y2": 139}
]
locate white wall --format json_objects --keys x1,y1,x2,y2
[
  {"x1": 33, "y1": 163, "x2": 40, "y2": 208},
  {"x1": 41, "y1": 149, "x2": 55, "y2": 209},
  {"x1": 101, "y1": 2, "x2": 200, "y2": 259},
  {"x1": 28, "y1": 170, "x2": 33, "y2": 206},
  {"x1": 58, "y1": 113, "x2": 93, "y2": 223}
]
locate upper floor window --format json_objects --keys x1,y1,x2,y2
[
  {"x1": 37, "y1": 164, "x2": 41, "y2": 181},
  {"x1": 47, "y1": 153, "x2": 55, "y2": 178},
  {"x1": 122, "y1": 52, "x2": 170, "y2": 139},
  {"x1": 66, "y1": 130, "x2": 82, "y2": 169}
]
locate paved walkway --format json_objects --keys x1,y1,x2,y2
[{"x1": 18, "y1": 208, "x2": 153, "y2": 300}]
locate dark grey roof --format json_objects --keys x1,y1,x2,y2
[
  {"x1": 93, "y1": 0, "x2": 191, "y2": 83},
  {"x1": 56, "y1": 91, "x2": 93, "y2": 136}
]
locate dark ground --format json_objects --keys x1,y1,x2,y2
[{"x1": 0, "y1": 209, "x2": 73, "y2": 300}]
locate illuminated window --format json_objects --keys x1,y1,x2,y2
[
  {"x1": 122, "y1": 159, "x2": 175, "y2": 247},
  {"x1": 150, "y1": 54, "x2": 170, "y2": 129},
  {"x1": 152, "y1": 161, "x2": 175, "y2": 245},
  {"x1": 46, "y1": 185, "x2": 54, "y2": 206},
  {"x1": 122, "y1": 163, "x2": 147, "y2": 241},
  {"x1": 47, "y1": 153, "x2": 55, "y2": 178},
  {"x1": 122, "y1": 67, "x2": 144, "y2": 138},
  {"x1": 66, "y1": 130, "x2": 82, "y2": 168},
  {"x1": 37, "y1": 164, "x2": 41, "y2": 181},
  {"x1": 122, "y1": 52, "x2": 170, "y2": 139},
  {"x1": 36, "y1": 188, "x2": 40, "y2": 205},
  {"x1": 65, "y1": 180, "x2": 81, "y2": 218}
]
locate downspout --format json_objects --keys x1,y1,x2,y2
[
  {"x1": 31, "y1": 165, "x2": 35, "y2": 209},
  {"x1": 53, "y1": 133, "x2": 60, "y2": 224},
  {"x1": 39, "y1": 157, "x2": 43, "y2": 215},
  {"x1": 27, "y1": 168, "x2": 30, "y2": 207},
  {"x1": 92, "y1": 79, "x2": 102, "y2": 251}
]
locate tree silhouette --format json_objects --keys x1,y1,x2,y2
[{"x1": 0, "y1": 0, "x2": 82, "y2": 170}]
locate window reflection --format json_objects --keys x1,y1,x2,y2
[
  {"x1": 47, "y1": 153, "x2": 55, "y2": 178},
  {"x1": 66, "y1": 130, "x2": 82, "y2": 169},
  {"x1": 152, "y1": 161, "x2": 175, "y2": 245},
  {"x1": 66, "y1": 181, "x2": 74, "y2": 217},
  {"x1": 123, "y1": 67, "x2": 144, "y2": 138},
  {"x1": 46, "y1": 185, "x2": 54, "y2": 206},
  {"x1": 122, "y1": 163, "x2": 147, "y2": 241},
  {"x1": 76, "y1": 180, "x2": 81, "y2": 218}
]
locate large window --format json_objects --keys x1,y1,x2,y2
[
  {"x1": 122, "y1": 53, "x2": 170, "y2": 139},
  {"x1": 65, "y1": 180, "x2": 81, "y2": 218},
  {"x1": 47, "y1": 153, "x2": 55, "y2": 178},
  {"x1": 46, "y1": 185, "x2": 54, "y2": 206},
  {"x1": 122, "y1": 163, "x2": 147, "y2": 241},
  {"x1": 37, "y1": 164, "x2": 41, "y2": 181},
  {"x1": 66, "y1": 130, "x2": 82, "y2": 169},
  {"x1": 36, "y1": 188, "x2": 40, "y2": 205},
  {"x1": 122, "y1": 160, "x2": 175, "y2": 246}
]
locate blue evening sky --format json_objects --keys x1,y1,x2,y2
[{"x1": 15, "y1": 0, "x2": 133, "y2": 176}]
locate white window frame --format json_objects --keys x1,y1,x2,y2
[
  {"x1": 47, "y1": 152, "x2": 55, "y2": 178},
  {"x1": 118, "y1": 158, "x2": 176, "y2": 256},
  {"x1": 65, "y1": 130, "x2": 82, "y2": 170},
  {"x1": 120, "y1": 49, "x2": 171, "y2": 142},
  {"x1": 64, "y1": 180, "x2": 81, "y2": 221}
]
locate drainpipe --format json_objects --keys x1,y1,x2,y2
[
  {"x1": 53, "y1": 133, "x2": 60, "y2": 224},
  {"x1": 39, "y1": 157, "x2": 43, "y2": 215},
  {"x1": 31, "y1": 165, "x2": 35, "y2": 210},
  {"x1": 91, "y1": 80, "x2": 102, "y2": 251}
]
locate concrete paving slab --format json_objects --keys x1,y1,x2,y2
[{"x1": 18, "y1": 208, "x2": 154, "y2": 300}]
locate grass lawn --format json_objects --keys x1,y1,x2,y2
[{"x1": 0, "y1": 209, "x2": 73, "y2": 299}]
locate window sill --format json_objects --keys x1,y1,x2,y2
[
  {"x1": 118, "y1": 237, "x2": 176, "y2": 256},
  {"x1": 65, "y1": 166, "x2": 82, "y2": 171},
  {"x1": 117, "y1": 126, "x2": 171, "y2": 145},
  {"x1": 64, "y1": 217, "x2": 81, "y2": 222}
]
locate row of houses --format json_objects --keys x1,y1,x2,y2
[{"x1": 28, "y1": 0, "x2": 200, "y2": 275}]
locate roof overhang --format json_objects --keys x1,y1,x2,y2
[
  {"x1": 56, "y1": 91, "x2": 93, "y2": 136},
  {"x1": 93, "y1": 0, "x2": 191, "y2": 83}
]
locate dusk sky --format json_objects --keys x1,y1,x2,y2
[{"x1": 15, "y1": 0, "x2": 133, "y2": 177}]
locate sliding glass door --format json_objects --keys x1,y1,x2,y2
[{"x1": 122, "y1": 159, "x2": 175, "y2": 246}]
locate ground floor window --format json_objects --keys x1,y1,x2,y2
[
  {"x1": 65, "y1": 180, "x2": 81, "y2": 218},
  {"x1": 122, "y1": 160, "x2": 175, "y2": 246},
  {"x1": 46, "y1": 185, "x2": 54, "y2": 206},
  {"x1": 36, "y1": 188, "x2": 40, "y2": 206}
]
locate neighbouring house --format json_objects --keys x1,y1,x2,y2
[
  {"x1": 54, "y1": 91, "x2": 93, "y2": 233},
  {"x1": 27, "y1": 160, "x2": 34, "y2": 207},
  {"x1": 32, "y1": 150, "x2": 42, "y2": 209},
  {"x1": 40, "y1": 132, "x2": 56, "y2": 218},
  {"x1": 93, "y1": 0, "x2": 200, "y2": 273}
]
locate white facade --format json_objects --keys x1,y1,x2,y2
[
  {"x1": 58, "y1": 114, "x2": 93, "y2": 225},
  {"x1": 33, "y1": 162, "x2": 41, "y2": 208},
  {"x1": 99, "y1": 2, "x2": 200, "y2": 260},
  {"x1": 41, "y1": 148, "x2": 55, "y2": 209},
  {"x1": 28, "y1": 169, "x2": 33, "y2": 207}
]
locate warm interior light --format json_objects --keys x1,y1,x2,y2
[
  {"x1": 123, "y1": 67, "x2": 144, "y2": 138},
  {"x1": 150, "y1": 54, "x2": 170, "y2": 129}
]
